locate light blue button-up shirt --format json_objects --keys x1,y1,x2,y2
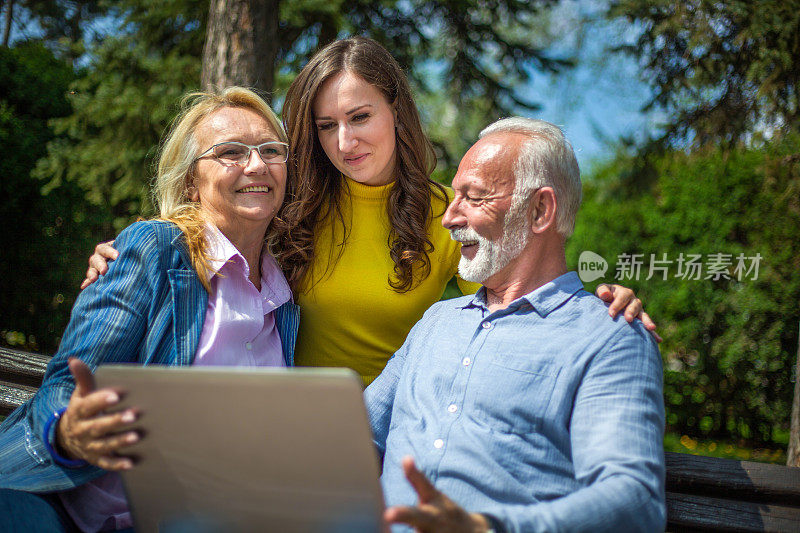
[{"x1": 365, "y1": 272, "x2": 665, "y2": 532}]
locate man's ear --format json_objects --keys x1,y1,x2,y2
[{"x1": 530, "y1": 187, "x2": 557, "y2": 234}]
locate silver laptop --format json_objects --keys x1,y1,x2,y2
[{"x1": 95, "y1": 365, "x2": 385, "y2": 533}]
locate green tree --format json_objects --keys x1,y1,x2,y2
[
  {"x1": 1, "y1": 1, "x2": 205, "y2": 352},
  {"x1": 596, "y1": 0, "x2": 800, "y2": 452},
  {"x1": 1, "y1": 0, "x2": 102, "y2": 59},
  {"x1": 0, "y1": 42, "x2": 100, "y2": 353},
  {"x1": 35, "y1": 0, "x2": 206, "y2": 232},
  {"x1": 609, "y1": 0, "x2": 800, "y2": 146},
  {"x1": 37, "y1": 0, "x2": 571, "y2": 231},
  {"x1": 569, "y1": 138, "x2": 800, "y2": 447}
]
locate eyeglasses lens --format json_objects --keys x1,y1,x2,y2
[
  {"x1": 258, "y1": 143, "x2": 288, "y2": 161},
  {"x1": 212, "y1": 142, "x2": 287, "y2": 165},
  {"x1": 212, "y1": 143, "x2": 249, "y2": 165}
]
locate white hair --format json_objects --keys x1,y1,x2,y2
[{"x1": 479, "y1": 117, "x2": 582, "y2": 237}]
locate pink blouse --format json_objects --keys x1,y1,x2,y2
[{"x1": 59, "y1": 224, "x2": 291, "y2": 532}]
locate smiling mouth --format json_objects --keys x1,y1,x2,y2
[
  {"x1": 459, "y1": 240, "x2": 478, "y2": 247},
  {"x1": 344, "y1": 154, "x2": 368, "y2": 165},
  {"x1": 237, "y1": 185, "x2": 271, "y2": 193}
]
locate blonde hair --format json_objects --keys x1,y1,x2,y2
[{"x1": 153, "y1": 87, "x2": 287, "y2": 290}]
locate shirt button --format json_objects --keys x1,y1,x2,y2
[
  {"x1": 462, "y1": 357, "x2": 471, "y2": 366},
  {"x1": 447, "y1": 404, "x2": 458, "y2": 413},
  {"x1": 245, "y1": 342, "x2": 253, "y2": 350},
  {"x1": 433, "y1": 439, "x2": 444, "y2": 449},
  {"x1": 481, "y1": 321, "x2": 492, "y2": 330}
]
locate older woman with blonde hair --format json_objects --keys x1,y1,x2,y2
[{"x1": 0, "y1": 87, "x2": 298, "y2": 532}]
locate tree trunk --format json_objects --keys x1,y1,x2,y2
[
  {"x1": 788, "y1": 322, "x2": 800, "y2": 467},
  {"x1": 201, "y1": 0, "x2": 280, "y2": 98},
  {"x1": 2, "y1": 0, "x2": 14, "y2": 47}
]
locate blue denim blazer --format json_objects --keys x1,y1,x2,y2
[{"x1": 0, "y1": 220, "x2": 299, "y2": 492}]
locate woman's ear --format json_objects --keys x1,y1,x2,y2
[{"x1": 187, "y1": 179, "x2": 199, "y2": 202}]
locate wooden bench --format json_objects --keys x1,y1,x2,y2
[
  {"x1": 1, "y1": 347, "x2": 799, "y2": 531},
  {"x1": 666, "y1": 452, "x2": 800, "y2": 532},
  {"x1": 0, "y1": 347, "x2": 48, "y2": 416}
]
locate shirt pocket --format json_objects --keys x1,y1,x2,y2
[{"x1": 470, "y1": 355, "x2": 561, "y2": 434}]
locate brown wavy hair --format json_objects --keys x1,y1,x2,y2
[{"x1": 275, "y1": 36, "x2": 448, "y2": 293}]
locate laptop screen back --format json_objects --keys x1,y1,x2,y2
[{"x1": 94, "y1": 365, "x2": 385, "y2": 532}]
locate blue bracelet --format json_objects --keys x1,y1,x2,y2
[{"x1": 43, "y1": 407, "x2": 89, "y2": 468}]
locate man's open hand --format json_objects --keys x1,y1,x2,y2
[{"x1": 384, "y1": 456, "x2": 491, "y2": 532}]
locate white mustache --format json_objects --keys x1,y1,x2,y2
[{"x1": 450, "y1": 228, "x2": 481, "y2": 242}]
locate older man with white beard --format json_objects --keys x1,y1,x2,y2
[{"x1": 365, "y1": 118, "x2": 666, "y2": 533}]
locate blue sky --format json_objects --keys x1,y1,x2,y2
[{"x1": 515, "y1": 0, "x2": 663, "y2": 172}]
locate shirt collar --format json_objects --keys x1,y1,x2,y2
[
  {"x1": 462, "y1": 271, "x2": 584, "y2": 317},
  {"x1": 204, "y1": 223, "x2": 244, "y2": 279},
  {"x1": 204, "y1": 223, "x2": 292, "y2": 307},
  {"x1": 259, "y1": 252, "x2": 292, "y2": 308}
]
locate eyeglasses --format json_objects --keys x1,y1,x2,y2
[{"x1": 195, "y1": 141, "x2": 289, "y2": 166}]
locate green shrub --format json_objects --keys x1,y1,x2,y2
[{"x1": 569, "y1": 138, "x2": 800, "y2": 447}]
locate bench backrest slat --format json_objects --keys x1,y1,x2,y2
[
  {"x1": 0, "y1": 379, "x2": 38, "y2": 417},
  {"x1": 666, "y1": 452, "x2": 800, "y2": 506},
  {"x1": 0, "y1": 347, "x2": 50, "y2": 388},
  {"x1": 666, "y1": 492, "x2": 800, "y2": 532}
]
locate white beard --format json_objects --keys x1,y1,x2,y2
[{"x1": 450, "y1": 204, "x2": 529, "y2": 283}]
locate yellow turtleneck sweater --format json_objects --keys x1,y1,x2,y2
[{"x1": 294, "y1": 178, "x2": 480, "y2": 385}]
